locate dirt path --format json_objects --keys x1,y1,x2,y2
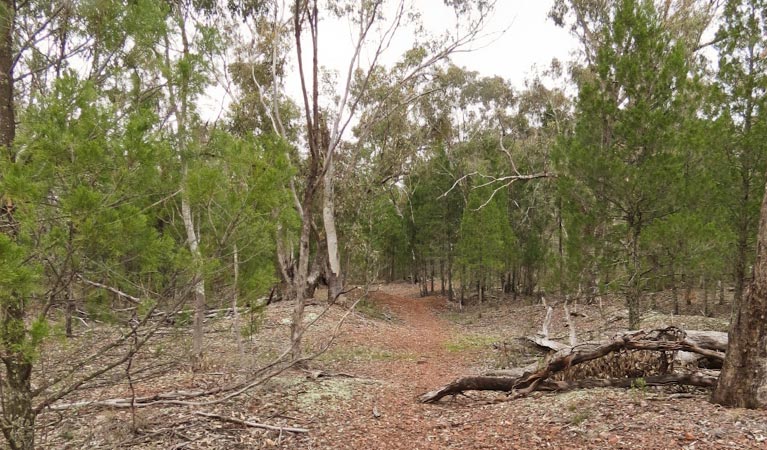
[
  {"x1": 304, "y1": 285, "x2": 767, "y2": 450},
  {"x1": 307, "y1": 285, "x2": 502, "y2": 449},
  {"x1": 356, "y1": 286, "x2": 466, "y2": 391}
]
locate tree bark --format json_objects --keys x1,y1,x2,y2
[
  {"x1": 323, "y1": 159, "x2": 343, "y2": 302},
  {"x1": 430, "y1": 260, "x2": 434, "y2": 294},
  {"x1": 626, "y1": 219, "x2": 642, "y2": 329},
  {"x1": 0, "y1": 0, "x2": 13, "y2": 158},
  {"x1": 440, "y1": 259, "x2": 445, "y2": 295},
  {"x1": 733, "y1": 190, "x2": 750, "y2": 305},
  {"x1": 1, "y1": 356, "x2": 35, "y2": 450},
  {"x1": 671, "y1": 270, "x2": 679, "y2": 315},
  {"x1": 713, "y1": 176, "x2": 767, "y2": 408},
  {"x1": 182, "y1": 190, "x2": 206, "y2": 370},
  {"x1": 718, "y1": 280, "x2": 725, "y2": 305},
  {"x1": 703, "y1": 276, "x2": 710, "y2": 317}
]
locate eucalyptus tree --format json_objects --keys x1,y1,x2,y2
[{"x1": 157, "y1": 0, "x2": 224, "y2": 369}]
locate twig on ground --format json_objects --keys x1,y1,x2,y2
[{"x1": 193, "y1": 411, "x2": 309, "y2": 433}]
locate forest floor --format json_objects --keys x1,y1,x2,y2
[{"x1": 40, "y1": 284, "x2": 767, "y2": 449}]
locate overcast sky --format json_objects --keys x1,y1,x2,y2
[
  {"x1": 201, "y1": 1, "x2": 579, "y2": 122},
  {"x1": 425, "y1": 1, "x2": 578, "y2": 86}
]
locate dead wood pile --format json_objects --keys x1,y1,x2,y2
[{"x1": 420, "y1": 327, "x2": 723, "y2": 403}]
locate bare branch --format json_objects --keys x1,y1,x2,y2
[{"x1": 194, "y1": 411, "x2": 308, "y2": 433}]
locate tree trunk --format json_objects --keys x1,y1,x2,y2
[
  {"x1": 713, "y1": 176, "x2": 767, "y2": 408},
  {"x1": 182, "y1": 190, "x2": 206, "y2": 370},
  {"x1": 440, "y1": 259, "x2": 445, "y2": 295},
  {"x1": 447, "y1": 257, "x2": 453, "y2": 302},
  {"x1": 703, "y1": 276, "x2": 710, "y2": 318},
  {"x1": 0, "y1": 0, "x2": 13, "y2": 158},
  {"x1": 430, "y1": 260, "x2": 434, "y2": 294},
  {"x1": 1, "y1": 356, "x2": 35, "y2": 450},
  {"x1": 65, "y1": 222, "x2": 75, "y2": 338},
  {"x1": 626, "y1": 220, "x2": 642, "y2": 330},
  {"x1": 290, "y1": 203, "x2": 314, "y2": 361},
  {"x1": 684, "y1": 273, "x2": 693, "y2": 306},
  {"x1": 718, "y1": 279, "x2": 725, "y2": 305},
  {"x1": 671, "y1": 270, "x2": 679, "y2": 316},
  {"x1": 511, "y1": 268, "x2": 517, "y2": 300},
  {"x1": 323, "y1": 160, "x2": 343, "y2": 302},
  {"x1": 388, "y1": 253, "x2": 395, "y2": 282},
  {"x1": 733, "y1": 184, "x2": 750, "y2": 305},
  {"x1": 0, "y1": 3, "x2": 35, "y2": 447},
  {"x1": 232, "y1": 244, "x2": 244, "y2": 357},
  {"x1": 65, "y1": 282, "x2": 74, "y2": 338}
]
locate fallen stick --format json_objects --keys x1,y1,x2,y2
[{"x1": 194, "y1": 411, "x2": 309, "y2": 433}]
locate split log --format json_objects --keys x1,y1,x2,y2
[{"x1": 421, "y1": 327, "x2": 724, "y2": 403}]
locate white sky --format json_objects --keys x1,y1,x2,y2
[
  {"x1": 425, "y1": 1, "x2": 578, "y2": 86},
  {"x1": 200, "y1": 1, "x2": 579, "y2": 122}
]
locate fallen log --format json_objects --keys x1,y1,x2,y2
[
  {"x1": 527, "y1": 330, "x2": 727, "y2": 355},
  {"x1": 683, "y1": 330, "x2": 727, "y2": 352},
  {"x1": 421, "y1": 327, "x2": 723, "y2": 403},
  {"x1": 522, "y1": 330, "x2": 727, "y2": 352},
  {"x1": 420, "y1": 373, "x2": 718, "y2": 403},
  {"x1": 535, "y1": 373, "x2": 717, "y2": 392}
]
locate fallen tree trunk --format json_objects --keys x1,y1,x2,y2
[
  {"x1": 526, "y1": 330, "x2": 727, "y2": 354},
  {"x1": 683, "y1": 330, "x2": 727, "y2": 352},
  {"x1": 420, "y1": 373, "x2": 718, "y2": 403},
  {"x1": 422, "y1": 327, "x2": 723, "y2": 403}
]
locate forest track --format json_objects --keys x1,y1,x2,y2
[
  {"x1": 306, "y1": 285, "x2": 767, "y2": 449},
  {"x1": 355, "y1": 286, "x2": 467, "y2": 391}
]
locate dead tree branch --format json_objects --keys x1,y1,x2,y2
[
  {"x1": 193, "y1": 411, "x2": 308, "y2": 433},
  {"x1": 421, "y1": 327, "x2": 724, "y2": 403}
]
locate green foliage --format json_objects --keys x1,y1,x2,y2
[
  {"x1": 457, "y1": 186, "x2": 514, "y2": 274},
  {"x1": 0, "y1": 235, "x2": 38, "y2": 299},
  {"x1": 557, "y1": 0, "x2": 698, "y2": 323}
]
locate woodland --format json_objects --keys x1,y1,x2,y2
[{"x1": 1, "y1": 0, "x2": 767, "y2": 449}]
